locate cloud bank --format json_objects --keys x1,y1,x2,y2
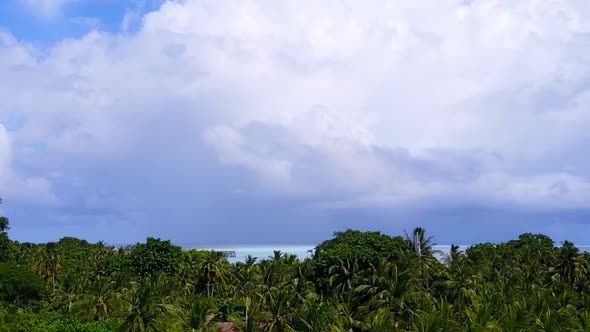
[{"x1": 1, "y1": 0, "x2": 590, "y2": 243}]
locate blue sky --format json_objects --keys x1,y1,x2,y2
[
  {"x1": 0, "y1": 1, "x2": 164, "y2": 43},
  {"x1": 2, "y1": 0, "x2": 590, "y2": 245}
]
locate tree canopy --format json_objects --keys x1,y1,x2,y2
[
  {"x1": 0, "y1": 263, "x2": 45, "y2": 304},
  {"x1": 127, "y1": 237, "x2": 182, "y2": 276},
  {"x1": 0, "y1": 199, "x2": 15, "y2": 263},
  {"x1": 1, "y1": 201, "x2": 590, "y2": 331}
]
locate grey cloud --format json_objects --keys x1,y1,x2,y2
[
  {"x1": 3, "y1": 0, "x2": 590, "y2": 244},
  {"x1": 205, "y1": 117, "x2": 590, "y2": 211}
]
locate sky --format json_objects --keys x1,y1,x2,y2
[{"x1": 1, "y1": 0, "x2": 590, "y2": 245}]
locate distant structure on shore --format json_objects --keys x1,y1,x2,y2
[{"x1": 216, "y1": 250, "x2": 236, "y2": 258}]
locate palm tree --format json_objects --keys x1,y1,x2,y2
[
  {"x1": 534, "y1": 307, "x2": 569, "y2": 332},
  {"x1": 443, "y1": 244, "x2": 463, "y2": 269},
  {"x1": 295, "y1": 293, "x2": 341, "y2": 332},
  {"x1": 405, "y1": 227, "x2": 435, "y2": 257},
  {"x1": 261, "y1": 283, "x2": 297, "y2": 332},
  {"x1": 199, "y1": 251, "x2": 228, "y2": 297},
  {"x1": 368, "y1": 308, "x2": 397, "y2": 332},
  {"x1": 75, "y1": 275, "x2": 119, "y2": 322},
  {"x1": 178, "y1": 252, "x2": 203, "y2": 299},
  {"x1": 36, "y1": 243, "x2": 63, "y2": 294},
  {"x1": 554, "y1": 241, "x2": 587, "y2": 287},
  {"x1": 245, "y1": 255, "x2": 258, "y2": 267},
  {"x1": 355, "y1": 260, "x2": 413, "y2": 323},
  {"x1": 185, "y1": 297, "x2": 218, "y2": 332},
  {"x1": 118, "y1": 272, "x2": 181, "y2": 332},
  {"x1": 235, "y1": 256, "x2": 261, "y2": 299},
  {"x1": 410, "y1": 300, "x2": 461, "y2": 332},
  {"x1": 443, "y1": 261, "x2": 479, "y2": 310},
  {"x1": 328, "y1": 259, "x2": 361, "y2": 304},
  {"x1": 271, "y1": 250, "x2": 283, "y2": 262},
  {"x1": 463, "y1": 301, "x2": 501, "y2": 331},
  {"x1": 90, "y1": 241, "x2": 112, "y2": 275}
]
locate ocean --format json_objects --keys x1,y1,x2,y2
[
  {"x1": 186, "y1": 244, "x2": 590, "y2": 264},
  {"x1": 187, "y1": 245, "x2": 316, "y2": 264},
  {"x1": 186, "y1": 244, "x2": 470, "y2": 263}
]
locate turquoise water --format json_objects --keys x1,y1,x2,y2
[
  {"x1": 187, "y1": 244, "x2": 471, "y2": 263},
  {"x1": 187, "y1": 245, "x2": 316, "y2": 264},
  {"x1": 185, "y1": 244, "x2": 590, "y2": 264}
]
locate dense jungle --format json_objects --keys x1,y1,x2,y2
[{"x1": 1, "y1": 200, "x2": 589, "y2": 331}]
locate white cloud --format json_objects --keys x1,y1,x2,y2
[
  {"x1": 0, "y1": 125, "x2": 57, "y2": 205},
  {"x1": 480, "y1": 173, "x2": 590, "y2": 209},
  {"x1": 0, "y1": 126, "x2": 11, "y2": 171},
  {"x1": 203, "y1": 125, "x2": 292, "y2": 189},
  {"x1": 18, "y1": 0, "x2": 76, "y2": 18},
  {"x1": 3, "y1": 0, "x2": 590, "y2": 218},
  {"x1": 204, "y1": 118, "x2": 590, "y2": 210},
  {"x1": 69, "y1": 16, "x2": 101, "y2": 29}
]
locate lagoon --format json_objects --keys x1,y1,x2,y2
[
  {"x1": 185, "y1": 244, "x2": 590, "y2": 263},
  {"x1": 185, "y1": 244, "x2": 316, "y2": 264}
]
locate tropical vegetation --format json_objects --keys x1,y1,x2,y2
[{"x1": 2, "y1": 199, "x2": 590, "y2": 331}]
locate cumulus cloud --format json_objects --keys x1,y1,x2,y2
[
  {"x1": 204, "y1": 118, "x2": 590, "y2": 210},
  {"x1": 2, "y1": 0, "x2": 590, "y2": 242}
]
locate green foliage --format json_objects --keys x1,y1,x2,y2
[
  {"x1": 186, "y1": 297, "x2": 219, "y2": 330},
  {"x1": 0, "y1": 198, "x2": 8, "y2": 233},
  {"x1": 314, "y1": 229, "x2": 410, "y2": 265},
  {"x1": 0, "y1": 263, "x2": 45, "y2": 304},
  {"x1": 1, "y1": 202, "x2": 590, "y2": 332},
  {"x1": 0, "y1": 233, "x2": 15, "y2": 263},
  {"x1": 128, "y1": 237, "x2": 182, "y2": 276},
  {"x1": 0, "y1": 306, "x2": 114, "y2": 332},
  {"x1": 312, "y1": 229, "x2": 411, "y2": 288},
  {"x1": 57, "y1": 236, "x2": 91, "y2": 252},
  {"x1": 118, "y1": 272, "x2": 182, "y2": 332},
  {"x1": 0, "y1": 199, "x2": 15, "y2": 263}
]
